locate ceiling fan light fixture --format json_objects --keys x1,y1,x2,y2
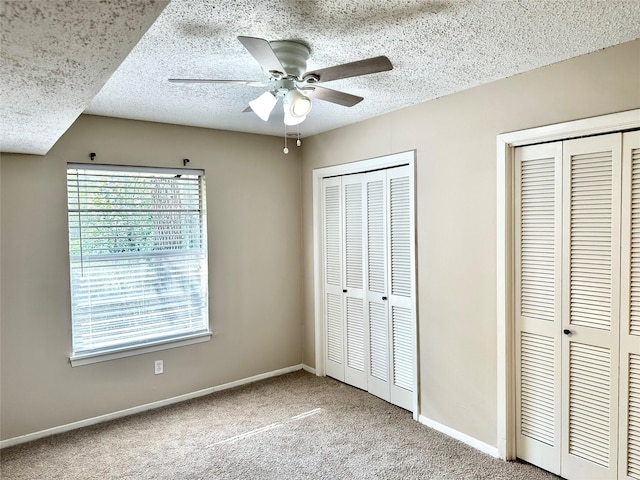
[
  {"x1": 284, "y1": 89, "x2": 312, "y2": 118},
  {"x1": 291, "y1": 95, "x2": 312, "y2": 117},
  {"x1": 283, "y1": 105, "x2": 306, "y2": 126},
  {"x1": 249, "y1": 91, "x2": 277, "y2": 121}
]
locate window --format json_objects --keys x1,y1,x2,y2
[{"x1": 67, "y1": 164, "x2": 209, "y2": 365}]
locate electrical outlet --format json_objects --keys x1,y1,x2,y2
[{"x1": 154, "y1": 360, "x2": 163, "y2": 375}]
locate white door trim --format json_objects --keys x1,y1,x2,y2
[
  {"x1": 496, "y1": 109, "x2": 640, "y2": 460},
  {"x1": 312, "y1": 150, "x2": 418, "y2": 418}
]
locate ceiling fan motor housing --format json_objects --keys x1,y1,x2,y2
[{"x1": 269, "y1": 40, "x2": 310, "y2": 79}]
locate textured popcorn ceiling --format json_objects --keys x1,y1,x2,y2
[
  {"x1": 3, "y1": 1, "x2": 640, "y2": 155},
  {"x1": 0, "y1": 0, "x2": 169, "y2": 155}
]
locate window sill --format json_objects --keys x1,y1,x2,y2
[{"x1": 69, "y1": 332, "x2": 212, "y2": 367}]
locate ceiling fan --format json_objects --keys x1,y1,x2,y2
[{"x1": 169, "y1": 36, "x2": 393, "y2": 126}]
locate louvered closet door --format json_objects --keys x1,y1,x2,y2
[
  {"x1": 561, "y1": 133, "x2": 621, "y2": 479},
  {"x1": 323, "y1": 176, "x2": 345, "y2": 381},
  {"x1": 619, "y1": 131, "x2": 640, "y2": 480},
  {"x1": 322, "y1": 161, "x2": 416, "y2": 412},
  {"x1": 342, "y1": 174, "x2": 368, "y2": 390},
  {"x1": 365, "y1": 169, "x2": 391, "y2": 402},
  {"x1": 386, "y1": 165, "x2": 415, "y2": 411},
  {"x1": 514, "y1": 143, "x2": 563, "y2": 475}
]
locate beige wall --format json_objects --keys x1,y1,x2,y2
[
  {"x1": 301, "y1": 39, "x2": 640, "y2": 447},
  {"x1": 0, "y1": 115, "x2": 304, "y2": 440},
  {"x1": 2, "y1": 39, "x2": 639, "y2": 448}
]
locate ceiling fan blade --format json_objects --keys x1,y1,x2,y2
[
  {"x1": 308, "y1": 86, "x2": 363, "y2": 107},
  {"x1": 169, "y1": 79, "x2": 268, "y2": 87},
  {"x1": 306, "y1": 56, "x2": 392, "y2": 83},
  {"x1": 238, "y1": 36, "x2": 287, "y2": 75}
]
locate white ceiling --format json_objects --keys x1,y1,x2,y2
[
  {"x1": 2, "y1": 1, "x2": 640, "y2": 156},
  {"x1": 0, "y1": 0, "x2": 170, "y2": 155}
]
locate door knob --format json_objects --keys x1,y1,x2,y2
[
  {"x1": 343, "y1": 289, "x2": 347, "y2": 293},
  {"x1": 563, "y1": 329, "x2": 571, "y2": 335},
  {"x1": 382, "y1": 296, "x2": 387, "y2": 301}
]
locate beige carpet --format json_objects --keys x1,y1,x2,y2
[{"x1": 1, "y1": 371, "x2": 559, "y2": 479}]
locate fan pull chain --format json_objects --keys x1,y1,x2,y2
[
  {"x1": 283, "y1": 125, "x2": 289, "y2": 154},
  {"x1": 296, "y1": 124, "x2": 301, "y2": 147}
]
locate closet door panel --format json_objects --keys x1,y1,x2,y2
[
  {"x1": 365, "y1": 169, "x2": 390, "y2": 401},
  {"x1": 387, "y1": 165, "x2": 415, "y2": 410},
  {"x1": 619, "y1": 131, "x2": 640, "y2": 480},
  {"x1": 323, "y1": 176, "x2": 345, "y2": 381},
  {"x1": 321, "y1": 159, "x2": 416, "y2": 413},
  {"x1": 515, "y1": 143, "x2": 563, "y2": 474},
  {"x1": 343, "y1": 174, "x2": 367, "y2": 389},
  {"x1": 561, "y1": 133, "x2": 621, "y2": 480}
]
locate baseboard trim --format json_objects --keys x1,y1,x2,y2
[
  {"x1": 301, "y1": 364, "x2": 316, "y2": 374},
  {"x1": 1, "y1": 364, "x2": 307, "y2": 449},
  {"x1": 419, "y1": 415, "x2": 500, "y2": 458}
]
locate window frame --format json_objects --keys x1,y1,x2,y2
[{"x1": 66, "y1": 163, "x2": 211, "y2": 367}]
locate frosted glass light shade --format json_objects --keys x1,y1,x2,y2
[
  {"x1": 249, "y1": 92, "x2": 277, "y2": 121},
  {"x1": 284, "y1": 89, "x2": 312, "y2": 118},
  {"x1": 284, "y1": 105, "x2": 306, "y2": 126}
]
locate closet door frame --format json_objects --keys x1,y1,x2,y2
[
  {"x1": 313, "y1": 150, "x2": 418, "y2": 419},
  {"x1": 497, "y1": 109, "x2": 640, "y2": 461}
]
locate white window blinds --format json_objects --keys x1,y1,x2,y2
[{"x1": 67, "y1": 164, "x2": 209, "y2": 359}]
